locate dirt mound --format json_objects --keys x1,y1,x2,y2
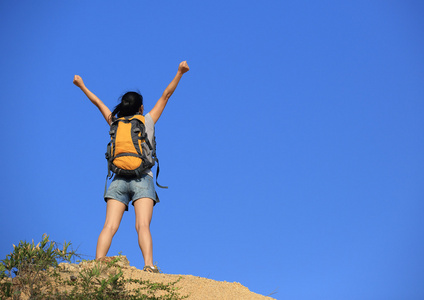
[{"x1": 59, "y1": 256, "x2": 275, "y2": 299}]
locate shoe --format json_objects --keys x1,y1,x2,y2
[{"x1": 143, "y1": 265, "x2": 160, "y2": 273}]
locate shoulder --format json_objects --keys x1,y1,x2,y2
[
  {"x1": 145, "y1": 113, "x2": 153, "y2": 124},
  {"x1": 144, "y1": 113, "x2": 154, "y2": 129}
]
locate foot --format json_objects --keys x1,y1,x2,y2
[
  {"x1": 143, "y1": 265, "x2": 160, "y2": 273},
  {"x1": 96, "y1": 256, "x2": 115, "y2": 263}
]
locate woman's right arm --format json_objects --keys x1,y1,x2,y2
[{"x1": 73, "y1": 75, "x2": 112, "y2": 125}]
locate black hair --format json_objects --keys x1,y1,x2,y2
[{"x1": 111, "y1": 91, "x2": 143, "y2": 120}]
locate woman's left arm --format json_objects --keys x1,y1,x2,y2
[{"x1": 149, "y1": 61, "x2": 190, "y2": 124}]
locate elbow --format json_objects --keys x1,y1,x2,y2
[{"x1": 161, "y1": 92, "x2": 171, "y2": 102}]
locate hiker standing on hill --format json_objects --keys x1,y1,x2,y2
[{"x1": 73, "y1": 61, "x2": 190, "y2": 273}]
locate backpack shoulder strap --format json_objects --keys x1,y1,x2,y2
[
  {"x1": 127, "y1": 114, "x2": 145, "y2": 125},
  {"x1": 154, "y1": 156, "x2": 168, "y2": 189}
]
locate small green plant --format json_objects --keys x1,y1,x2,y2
[
  {"x1": 0, "y1": 233, "x2": 77, "y2": 299},
  {"x1": 0, "y1": 234, "x2": 187, "y2": 299}
]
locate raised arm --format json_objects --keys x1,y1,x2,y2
[
  {"x1": 73, "y1": 75, "x2": 113, "y2": 125},
  {"x1": 149, "y1": 61, "x2": 190, "y2": 124}
]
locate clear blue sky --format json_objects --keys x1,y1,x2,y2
[{"x1": 1, "y1": 1, "x2": 423, "y2": 299}]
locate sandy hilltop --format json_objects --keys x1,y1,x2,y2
[{"x1": 57, "y1": 256, "x2": 276, "y2": 300}]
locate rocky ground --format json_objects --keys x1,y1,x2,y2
[{"x1": 59, "y1": 256, "x2": 276, "y2": 300}]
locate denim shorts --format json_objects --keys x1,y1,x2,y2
[{"x1": 104, "y1": 174, "x2": 158, "y2": 210}]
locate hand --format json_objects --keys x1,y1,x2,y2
[
  {"x1": 178, "y1": 61, "x2": 190, "y2": 74},
  {"x1": 73, "y1": 75, "x2": 85, "y2": 88}
]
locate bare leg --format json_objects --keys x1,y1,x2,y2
[
  {"x1": 96, "y1": 199, "x2": 126, "y2": 259},
  {"x1": 134, "y1": 198, "x2": 154, "y2": 267}
]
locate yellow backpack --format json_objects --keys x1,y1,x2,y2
[{"x1": 105, "y1": 114, "x2": 167, "y2": 188}]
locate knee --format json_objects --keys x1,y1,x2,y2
[
  {"x1": 103, "y1": 222, "x2": 120, "y2": 235},
  {"x1": 135, "y1": 221, "x2": 150, "y2": 233}
]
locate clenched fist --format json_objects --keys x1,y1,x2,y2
[
  {"x1": 73, "y1": 75, "x2": 85, "y2": 88},
  {"x1": 178, "y1": 61, "x2": 190, "y2": 74}
]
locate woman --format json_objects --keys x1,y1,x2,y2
[{"x1": 73, "y1": 61, "x2": 190, "y2": 272}]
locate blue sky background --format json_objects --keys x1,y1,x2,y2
[{"x1": 1, "y1": 1, "x2": 423, "y2": 299}]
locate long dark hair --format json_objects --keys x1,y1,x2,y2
[{"x1": 111, "y1": 91, "x2": 143, "y2": 120}]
